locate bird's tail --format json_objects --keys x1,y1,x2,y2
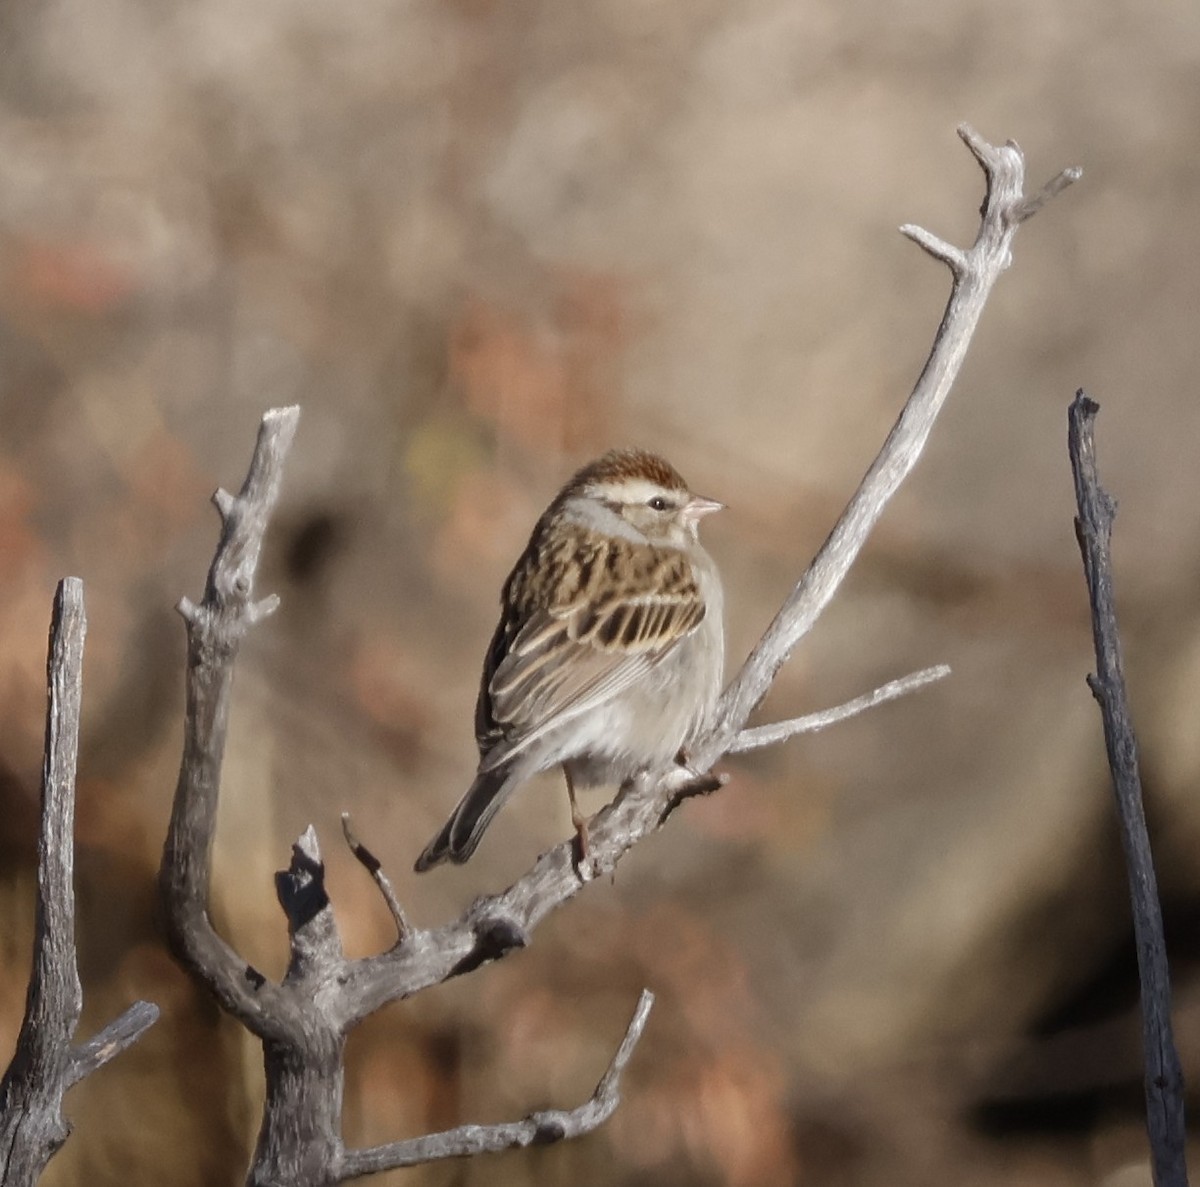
[{"x1": 413, "y1": 765, "x2": 520, "y2": 872}]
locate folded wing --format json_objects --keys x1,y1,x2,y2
[{"x1": 479, "y1": 536, "x2": 706, "y2": 771}]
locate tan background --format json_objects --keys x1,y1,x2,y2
[{"x1": 1, "y1": 0, "x2": 1198, "y2": 1183}]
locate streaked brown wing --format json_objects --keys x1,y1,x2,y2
[{"x1": 477, "y1": 535, "x2": 705, "y2": 771}]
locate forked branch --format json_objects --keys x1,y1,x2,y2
[
  {"x1": 158, "y1": 125, "x2": 1080, "y2": 1184},
  {"x1": 159, "y1": 415, "x2": 656, "y2": 1186},
  {"x1": 703, "y1": 124, "x2": 1080, "y2": 764},
  {"x1": 159, "y1": 409, "x2": 303, "y2": 1044},
  {"x1": 0, "y1": 580, "x2": 158, "y2": 1186},
  {"x1": 340, "y1": 126, "x2": 1080, "y2": 1021}
]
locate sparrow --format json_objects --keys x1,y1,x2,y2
[{"x1": 414, "y1": 448, "x2": 725, "y2": 871}]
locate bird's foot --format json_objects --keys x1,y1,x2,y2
[{"x1": 673, "y1": 747, "x2": 708, "y2": 780}]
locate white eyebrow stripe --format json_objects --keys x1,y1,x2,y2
[{"x1": 592, "y1": 477, "x2": 682, "y2": 504}]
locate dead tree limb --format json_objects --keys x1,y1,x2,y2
[
  {"x1": 342, "y1": 127, "x2": 1080, "y2": 1021},
  {"x1": 157, "y1": 126, "x2": 1080, "y2": 1185},
  {"x1": 726, "y1": 663, "x2": 951, "y2": 755},
  {"x1": 706, "y1": 126, "x2": 1081, "y2": 761},
  {"x1": 159, "y1": 409, "x2": 302, "y2": 1041},
  {"x1": 0, "y1": 579, "x2": 159, "y2": 1186},
  {"x1": 1067, "y1": 392, "x2": 1188, "y2": 1187},
  {"x1": 159, "y1": 412, "x2": 654, "y2": 1186},
  {"x1": 337, "y1": 989, "x2": 654, "y2": 1178}
]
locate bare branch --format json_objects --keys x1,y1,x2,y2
[
  {"x1": 274, "y1": 826, "x2": 345, "y2": 979},
  {"x1": 158, "y1": 409, "x2": 660, "y2": 1186},
  {"x1": 699, "y1": 126, "x2": 1079, "y2": 770},
  {"x1": 66, "y1": 1002, "x2": 161, "y2": 1087},
  {"x1": 159, "y1": 407, "x2": 307, "y2": 1043},
  {"x1": 338, "y1": 129, "x2": 1080, "y2": 1024},
  {"x1": 158, "y1": 127, "x2": 1081, "y2": 1184},
  {"x1": 31, "y1": 579, "x2": 86, "y2": 1040},
  {"x1": 1067, "y1": 392, "x2": 1188, "y2": 1187},
  {"x1": 728, "y1": 664, "x2": 951, "y2": 755},
  {"x1": 957, "y1": 122, "x2": 1004, "y2": 169},
  {"x1": 342, "y1": 814, "x2": 410, "y2": 943},
  {"x1": 0, "y1": 578, "x2": 87, "y2": 1182},
  {"x1": 0, "y1": 580, "x2": 158, "y2": 1185},
  {"x1": 898, "y1": 225, "x2": 967, "y2": 275},
  {"x1": 1012, "y1": 165, "x2": 1084, "y2": 225},
  {"x1": 336, "y1": 990, "x2": 654, "y2": 1180}
]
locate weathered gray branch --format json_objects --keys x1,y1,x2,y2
[
  {"x1": 727, "y1": 664, "x2": 951, "y2": 755},
  {"x1": 338, "y1": 127, "x2": 1080, "y2": 1023},
  {"x1": 158, "y1": 126, "x2": 1079, "y2": 1184},
  {"x1": 0, "y1": 579, "x2": 159, "y2": 1186},
  {"x1": 704, "y1": 125, "x2": 1080, "y2": 764},
  {"x1": 157, "y1": 412, "x2": 657, "y2": 1186},
  {"x1": 336, "y1": 990, "x2": 654, "y2": 1181},
  {"x1": 64, "y1": 1001, "x2": 161, "y2": 1088},
  {"x1": 159, "y1": 407, "x2": 303, "y2": 1044},
  {"x1": 1067, "y1": 392, "x2": 1188, "y2": 1187},
  {"x1": 341, "y1": 813, "x2": 410, "y2": 943}
]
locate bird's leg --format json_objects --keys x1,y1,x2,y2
[{"x1": 564, "y1": 765, "x2": 590, "y2": 868}]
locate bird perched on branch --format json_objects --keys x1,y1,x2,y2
[{"x1": 414, "y1": 448, "x2": 725, "y2": 871}]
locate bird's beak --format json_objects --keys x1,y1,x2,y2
[{"x1": 682, "y1": 495, "x2": 725, "y2": 526}]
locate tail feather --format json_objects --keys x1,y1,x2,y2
[{"x1": 413, "y1": 766, "x2": 519, "y2": 872}]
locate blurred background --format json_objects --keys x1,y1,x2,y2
[{"x1": 2, "y1": 0, "x2": 1199, "y2": 1182}]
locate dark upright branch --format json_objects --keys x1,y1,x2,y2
[
  {"x1": 1067, "y1": 391, "x2": 1188, "y2": 1187},
  {"x1": 0, "y1": 579, "x2": 158, "y2": 1186}
]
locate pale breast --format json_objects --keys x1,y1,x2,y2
[{"x1": 563, "y1": 542, "x2": 724, "y2": 787}]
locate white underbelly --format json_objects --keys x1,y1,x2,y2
[{"x1": 561, "y1": 569, "x2": 723, "y2": 787}]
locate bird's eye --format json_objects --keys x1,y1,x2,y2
[{"x1": 647, "y1": 495, "x2": 669, "y2": 511}]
